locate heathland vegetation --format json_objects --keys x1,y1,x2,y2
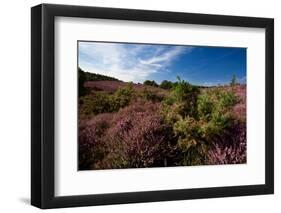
[{"x1": 78, "y1": 68, "x2": 246, "y2": 170}]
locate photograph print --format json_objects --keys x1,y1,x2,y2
[{"x1": 78, "y1": 41, "x2": 247, "y2": 171}]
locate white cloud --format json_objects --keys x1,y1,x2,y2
[
  {"x1": 139, "y1": 46, "x2": 189, "y2": 67},
  {"x1": 78, "y1": 42, "x2": 189, "y2": 82}
]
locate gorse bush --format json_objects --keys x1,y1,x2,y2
[
  {"x1": 171, "y1": 77, "x2": 199, "y2": 117},
  {"x1": 143, "y1": 80, "x2": 159, "y2": 87},
  {"x1": 79, "y1": 84, "x2": 135, "y2": 116},
  {"x1": 111, "y1": 83, "x2": 134, "y2": 110},
  {"x1": 79, "y1": 92, "x2": 112, "y2": 116},
  {"x1": 197, "y1": 89, "x2": 238, "y2": 143},
  {"x1": 173, "y1": 117, "x2": 208, "y2": 165},
  {"x1": 218, "y1": 90, "x2": 238, "y2": 108},
  {"x1": 162, "y1": 77, "x2": 199, "y2": 121},
  {"x1": 159, "y1": 78, "x2": 241, "y2": 166},
  {"x1": 160, "y1": 80, "x2": 174, "y2": 90},
  {"x1": 197, "y1": 88, "x2": 238, "y2": 122},
  {"x1": 115, "y1": 83, "x2": 134, "y2": 100},
  {"x1": 173, "y1": 117, "x2": 202, "y2": 149},
  {"x1": 140, "y1": 88, "x2": 164, "y2": 102},
  {"x1": 197, "y1": 93, "x2": 215, "y2": 121}
]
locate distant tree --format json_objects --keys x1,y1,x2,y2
[
  {"x1": 79, "y1": 67, "x2": 120, "y2": 82},
  {"x1": 176, "y1": 75, "x2": 181, "y2": 82},
  {"x1": 78, "y1": 68, "x2": 87, "y2": 97},
  {"x1": 160, "y1": 80, "x2": 174, "y2": 89},
  {"x1": 230, "y1": 74, "x2": 237, "y2": 86},
  {"x1": 143, "y1": 80, "x2": 158, "y2": 87}
]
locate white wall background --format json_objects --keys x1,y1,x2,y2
[{"x1": 0, "y1": 0, "x2": 279, "y2": 212}]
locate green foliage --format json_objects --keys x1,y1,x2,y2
[
  {"x1": 111, "y1": 83, "x2": 134, "y2": 110},
  {"x1": 173, "y1": 117, "x2": 208, "y2": 165},
  {"x1": 198, "y1": 89, "x2": 238, "y2": 121},
  {"x1": 197, "y1": 92, "x2": 215, "y2": 121},
  {"x1": 79, "y1": 92, "x2": 112, "y2": 115},
  {"x1": 160, "y1": 80, "x2": 174, "y2": 89},
  {"x1": 79, "y1": 84, "x2": 134, "y2": 116},
  {"x1": 230, "y1": 74, "x2": 237, "y2": 86},
  {"x1": 197, "y1": 89, "x2": 238, "y2": 141},
  {"x1": 143, "y1": 80, "x2": 159, "y2": 87},
  {"x1": 169, "y1": 76, "x2": 199, "y2": 117},
  {"x1": 140, "y1": 88, "x2": 163, "y2": 102},
  {"x1": 162, "y1": 94, "x2": 177, "y2": 106},
  {"x1": 79, "y1": 67, "x2": 120, "y2": 81},
  {"x1": 162, "y1": 76, "x2": 199, "y2": 122},
  {"x1": 161, "y1": 102, "x2": 183, "y2": 125},
  {"x1": 211, "y1": 111, "x2": 233, "y2": 129},
  {"x1": 78, "y1": 68, "x2": 88, "y2": 97},
  {"x1": 201, "y1": 112, "x2": 233, "y2": 141},
  {"x1": 218, "y1": 90, "x2": 238, "y2": 108},
  {"x1": 161, "y1": 78, "x2": 240, "y2": 166},
  {"x1": 173, "y1": 117, "x2": 201, "y2": 146}
]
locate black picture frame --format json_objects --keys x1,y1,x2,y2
[{"x1": 31, "y1": 3, "x2": 274, "y2": 209}]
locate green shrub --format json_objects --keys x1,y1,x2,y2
[
  {"x1": 79, "y1": 84, "x2": 135, "y2": 116},
  {"x1": 230, "y1": 74, "x2": 237, "y2": 86},
  {"x1": 172, "y1": 77, "x2": 198, "y2": 101},
  {"x1": 211, "y1": 111, "x2": 233, "y2": 129},
  {"x1": 80, "y1": 93, "x2": 112, "y2": 115},
  {"x1": 143, "y1": 80, "x2": 158, "y2": 87},
  {"x1": 173, "y1": 77, "x2": 199, "y2": 117},
  {"x1": 197, "y1": 92, "x2": 215, "y2": 121},
  {"x1": 162, "y1": 94, "x2": 177, "y2": 106},
  {"x1": 140, "y1": 88, "x2": 163, "y2": 102},
  {"x1": 173, "y1": 117, "x2": 208, "y2": 165},
  {"x1": 79, "y1": 67, "x2": 120, "y2": 82},
  {"x1": 201, "y1": 112, "x2": 233, "y2": 141},
  {"x1": 197, "y1": 89, "x2": 237, "y2": 140},
  {"x1": 160, "y1": 80, "x2": 174, "y2": 89},
  {"x1": 162, "y1": 77, "x2": 199, "y2": 118},
  {"x1": 173, "y1": 117, "x2": 201, "y2": 145},
  {"x1": 111, "y1": 84, "x2": 134, "y2": 110},
  {"x1": 197, "y1": 89, "x2": 238, "y2": 120},
  {"x1": 78, "y1": 68, "x2": 88, "y2": 97},
  {"x1": 161, "y1": 103, "x2": 182, "y2": 125},
  {"x1": 218, "y1": 90, "x2": 238, "y2": 108},
  {"x1": 161, "y1": 83, "x2": 240, "y2": 166}
]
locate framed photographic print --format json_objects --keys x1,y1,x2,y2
[{"x1": 31, "y1": 3, "x2": 274, "y2": 209}]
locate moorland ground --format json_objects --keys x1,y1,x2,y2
[{"x1": 78, "y1": 69, "x2": 246, "y2": 170}]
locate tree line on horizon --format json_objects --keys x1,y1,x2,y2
[{"x1": 79, "y1": 67, "x2": 241, "y2": 92}]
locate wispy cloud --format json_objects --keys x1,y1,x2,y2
[
  {"x1": 139, "y1": 46, "x2": 188, "y2": 68},
  {"x1": 78, "y1": 42, "x2": 189, "y2": 82}
]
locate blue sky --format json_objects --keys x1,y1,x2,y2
[{"x1": 78, "y1": 41, "x2": 246, "y2": 86}]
